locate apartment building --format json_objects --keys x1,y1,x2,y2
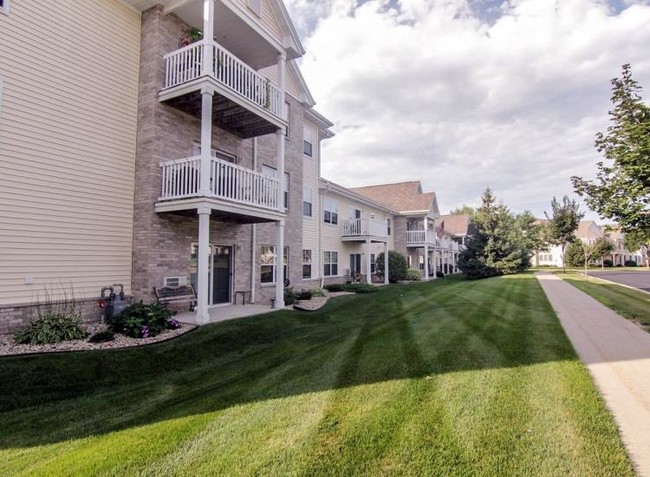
[
  {"x1": 351, "y1": 182, "x2": 460, "y2": 277},
  {"x1": 0, "y1": 0, "x2": 333, "y2": 330}
]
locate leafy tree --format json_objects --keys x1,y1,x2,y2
[
  {"x1": 458, "y1": 188, "x2": 531, "y2": 279},
  {"x1": 544, "y1": 196, "x2": 584, "y2": 272},
  {"x1": 564, "y1": 241, "x2": 585, "y2": 268},
  {"x1": 624, "y1": 230, "x2": 650, "y2": 267},
  {"x1": 376, "y1": 250, "x2": 408, "y2": 283},
  {"x1": 449, "y1": 205, "x2": 476, "y2": 220},
  {"x1": 571, "y1": 64, "x2": 650, "y2": 238}
]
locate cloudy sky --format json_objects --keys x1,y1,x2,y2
[{"x1": 285, "y1": 0, "x2": 650, "y2": 219}]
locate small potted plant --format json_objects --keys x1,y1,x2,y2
[{"x1": 178, "y1": 27, "x2": 203, "y2": 48}]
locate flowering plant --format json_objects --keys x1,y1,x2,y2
[{"x1": 167, "y1": 318, "x2": 182, "y2": 330}]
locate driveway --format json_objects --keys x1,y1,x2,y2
[{"x1": 588, "y1": 270, "x2": 650, "y2": 292}]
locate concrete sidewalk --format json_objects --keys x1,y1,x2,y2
[{"x1": 536, "y1": 272, "x2": 650, "y2": 476}]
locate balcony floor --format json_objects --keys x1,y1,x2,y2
[{"x1": 162, "y1": 83, "x2": 280, "y2": 139}]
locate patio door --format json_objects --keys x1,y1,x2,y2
[
  {"x1": 350, "y1": 253, "x2": 362, "y2": 274},
  {"x1": 190, "y1": 243, "x2": 233, "y2": 306},
  {"x1": 211, "y1": 246, "x2": 232, "y2": 305}
]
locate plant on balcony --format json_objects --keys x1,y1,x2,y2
[
  {"x1": 264, "y1": 79, "x2": 271, "y2": 110},
  {"x1": 178, "y1": 27, "x2": 203, "y2": 48}
]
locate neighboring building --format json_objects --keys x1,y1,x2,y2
[
  {"x1": 351, "y1": 181, "x2": 460, "y2": 277},
  {"x1": 532, "y1": 220, "x2": 642, "y2": 267},
  {"x1": 437, "y1": 214, "x2": 472, "y2": 247}
]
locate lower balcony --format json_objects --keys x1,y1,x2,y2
[
  {"x1": 160, "y1": 40, "x2": 284, "y2": 139},
  {"x1": 341, "y1": 218, "x2": 389, "y2": 242},
  {"x1": 155, "y1": 156, "x2": 284, "y2": 222}
]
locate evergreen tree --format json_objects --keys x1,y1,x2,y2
[{"x1": 458, "y1": 188, "x2": 532, "y2": 279}]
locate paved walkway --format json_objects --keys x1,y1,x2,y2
[{"x1": 536, "y1": 272, "x2": 650, "y2": 476}]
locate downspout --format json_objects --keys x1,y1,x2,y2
[{"x1": 250, "y1": 137, "x2": 258, "y2": 303}]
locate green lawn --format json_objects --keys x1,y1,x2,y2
[
  {"x1": 0, "y1": 274, "x2": 634, "y2": 476},
  {"x1": 559, "y1": 271, "x2": 650, "y2": 332}
]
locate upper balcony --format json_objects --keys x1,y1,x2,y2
[
  {"x1": 159, "y1": 40, "x2": 285, "y2": 139},
  {"x1": 406, "y1": 231, "x2": 459, "y2": 251},
  {"x1": 155, "y1": 155, "x2": 284, "y2": 222},
  {"x1": 341, "y1": 218, "x2": 389, "y2": 242}
]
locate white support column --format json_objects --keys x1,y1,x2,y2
[
  {"x1": 366, "y1": 239, "x2": 372, "y2": 284},
  {"x1": 276, "y1": 52, "x2": 287, "y2": 212},
  {"x1": 432, "y1": 249, "x2": 437, "y2": 279},
  {"x1": 275, "y1": 219, "x2": 285, "y2": 308},
  {"x1": 202, "y1": 0, "x2": 214, "y2": 77},
  {"x1": 384, "y1": 242, "x2": 389, "y2": 284},
  {"x1": 196, "y1": 207, "x2": 211, "y2": 324},
  {"x1": 199, "y1": 86, "x2": 214, "y2": 195},
  {"x1": 423, "y1": 217, "x2": 429, "y2": 280}
]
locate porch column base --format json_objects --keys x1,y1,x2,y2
[
  {"x1": 196, "y1": 207, "x2": 211, "y2": 324},
  {"x1": 384, "y1": 243, "x2": 389, "y2": 284}
]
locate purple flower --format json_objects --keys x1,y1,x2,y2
[{"x1": 141, "y1": 325, "x2": 150, "y2": 338}]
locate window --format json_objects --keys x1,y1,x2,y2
[
  {"x1": 0, "y1": 0, "x2": 8, "y2": 14},
  {"x1": 387, "y1": 218, "x2": 391, "y2": 236},
  {"x1": 262, "y1": 165, "x2": 289, "y2": 209},
  {"x1": 370, "y1": 254, "x2": 376, "y2": 274},
  {"x1": 303, "y1": 187, "x2": 313, "y2": 217},
  {"x1": 260, "y1": 245, "x2": 288, "y2": 283},
  {"x1": 324, "y1": 251, "x2": 338, "y2": 276},
  {"x1": 302, "y1": 250, "x2": 312, "y2": 279},
  {"x1": 303, "y1": 125, "x2": 314, "y2": 157},
  {"x1": 193, "y1": 142, "x2": 236, "y2": 163},
  {"x1": 323, "y1": 197, "x2": 338, "y2": 225}
]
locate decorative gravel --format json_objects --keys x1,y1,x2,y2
[
  {"x1": 0, "y1": 323, "x2": 197, "y2": 357},
  {"x1": 293, "y1": 292, "x2": 355, "y2": 312}
]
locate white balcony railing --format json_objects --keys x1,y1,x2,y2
[
  {"x1": 406, "y1": 231, "x2": 460, "y2": 250},
  {"x1": 160, "y1": 156, "x2": 280, "y2": 210},
  {"x1": 163, "y1": 40, "x2": 282, "y2": 118},
  {"x1": 342, "y1": 218, "x2": 388, "y2": 238}
]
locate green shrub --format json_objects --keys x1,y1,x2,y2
[
  {"x1": 88, "y1": 329, "x2": 115, "y2": 343},
  {"x1": 376, "y1": 251, "x2": 408, "y2": 283},
  {"x1": 284, "y1": 288, "x2": 298, "y2": 306},
  {"x1": 107, "y1": 302, "x2": 172, "y2": 339},
  {"x1": 343, "y1": 283, "x2": 378, "y2": 293},
  {"x1": 310, "y1": 288, "x2": 327, "y2": 297},
  {"x1": 603, "y1": 259, "x2": 613, "y2": 267},
  {"x1": 624, "y1": 260, "x2": 638, "y2": 267},
  {"x1": 295, "y1": 289, "x2": 314, "y2": 300},
  {"x1": 15, "y1": 311, "x2": 87, "y2": 345},
  {"x1": 405, "y1": 268, "x2": 422, "y2": 281},
  {"x1": 324, "y1": 284, "x2": 345, "y2": 292}
]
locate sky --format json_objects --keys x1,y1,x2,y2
[{"x1": 284, "y1": 0, "x2": 650, "y2": 220}]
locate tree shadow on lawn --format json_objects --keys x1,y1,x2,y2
[{"x1": 0, "y1": 275, "x2": 607, "y2": 448}]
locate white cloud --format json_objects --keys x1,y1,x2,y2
[{"x1": 288, "y1": 0, "x2": 650, "y2": 219}]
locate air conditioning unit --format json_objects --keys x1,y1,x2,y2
[{"x1": 164, "y1": 276, "x2": 187, "y2": 287}]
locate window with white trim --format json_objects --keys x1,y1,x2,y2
[
  {"x1": 323, "y1": 197, "x2": 338, "y2": 225},
  {"x1": 0, "y1": 0, "x2": 9, "y2": 14},
  {"x1": 262, "y1": 165, "x2": 289, "y2": 209},
  {"x1": 261, "y1": 245, "x2": 288, "y2": 284},
  {"x1": 192, "y1": 142, "x2": 236, "y2": 163},
  {"x1": 303, "y1": 125, "x2": 314, "y2": 157},
  {"x1": 284, "y1": 101, "x2": 290, "y2": 138},
  {"x1": 302, "y1": 250, "x2": 312, "y2": 279},
  {"x1": 303, "y1": 187, "x2": 313, "y2": 217},
  {"x1": 370, "y1": 254, "x2": 376, "y2": 274},
  {"x1": 324, "y1": 251, "x2": 338, "y2": 276},
  {"x1": 387, "y1": 218, "x2": 392, "y2": 236}
]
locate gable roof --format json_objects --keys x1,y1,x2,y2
[
  {"x1": 575, "y1": 220, "x2": 603, "y2": 239},
  {"x1": 438, "y1": 214, "x2": 470, "y2": 236},
  {"x1": 350, "y1": 181, "x2": 439, "y2": 216}
]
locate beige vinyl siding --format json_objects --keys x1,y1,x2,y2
[
  {"x1": 0, "y1": 0, "x2": 141, "y2": 306},
  {"x1": 259, "y1": 63, "x2": 301, "y2": 102},
  {"x1": 236, "y1": 0, "x2": 283, "y2": 45}
]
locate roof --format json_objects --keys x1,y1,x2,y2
[
  {"x1": 320, "y1": 179, "x2": 395, "y2": 214},
  {"x1": 350, "y1": 181, "x2": 438, "y2": 215},
  {"x1": 575, "y1": 220, "x2": 603, "y2": 239},
  {"x1": 438, "y1": 215, "x2": 470, "y2": 236}
]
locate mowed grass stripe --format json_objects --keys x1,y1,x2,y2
[{"x1": 0, "y1": 274, "x2": 635, "y2": 476}]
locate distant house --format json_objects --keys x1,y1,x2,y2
[
  {"x1": 436, "y1": 214, "x2": 472, "y2": 247},
  {"x1": 533, "y1": 220, "x2": 642, "y2": 267}
]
